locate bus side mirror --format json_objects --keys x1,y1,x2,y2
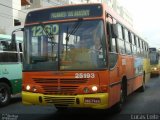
[
  {"x1": 111, "y1": 24, "x2": 118, "y2": 38},
  {"x1": 12, "y1": 33, "x2": 16, "y2": 43},
  {"x1": 11, "y1": 33, "x2": 16, "y2": 50},
  {"x1": 11, "y1": 28, "x2": 24, "y2": 50}
]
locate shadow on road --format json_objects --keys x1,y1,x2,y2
[
  {"x1": 150, "y1": 74, "x2": 159, "y2": 78},
  {"x1": 36, "y1": 108, "x2": 119, "y2": 120},
  {"x1": 11, "y1": 97, "x2": 21, "y2": 104}
]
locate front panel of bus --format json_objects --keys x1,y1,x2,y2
[
  {"x1": 149, "y1": 50, "x2": 160, "y2": 75},
  {"x1": 22, "y1": 4, "x2": 111, "y2": 109}
]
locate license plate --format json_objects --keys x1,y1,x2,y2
[{"x1": 84, "y1": 98, "x2": 101, "y2": 104}]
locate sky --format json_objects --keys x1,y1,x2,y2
[{"x1": 119, "y1": 0, "x2": 160, "y2": 48}]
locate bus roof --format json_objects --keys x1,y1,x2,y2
[{"x1": 0, "y1": 34, "x2": 23, "y2": 42}]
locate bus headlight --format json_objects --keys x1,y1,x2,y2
[
  {"x1": 26, "y1": 85, "x2": 31, "y2": 91},
  {"x1": 154, "y1": 67, "x2": 157, "y2": 70},
  {"x1": 92, "y1": 86, "x2": 98, "y2": 92}
]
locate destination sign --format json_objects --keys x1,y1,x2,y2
[
  {"x1": 25, "y1": 4, "x2": 103, "y2": 24},
  {"x1": 50, "y1": 10, "x2": 90, "y2": 19}
]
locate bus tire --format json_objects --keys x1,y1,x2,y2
[
  {"x1": 139, "y1": 80, "x2": 145, "y2": 92},
  {"x1": 0, "y1": 83, "x2": 11, "y2": 107},
  {"x1": 139, "y1": 73, "x2": 145, "y2": 92},
  {"x1": 113, "y1": 80, "x2": 127, "y2": 113}
]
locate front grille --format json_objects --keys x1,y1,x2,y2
[
  {"x1": 33, "y1": 78, "x2": 58, "y2": 84},
  {"x1": 33, "y1": 78, "x2": 88, "y2": 84},
  {"x1": 60, "y1": 79, "x2": 88, "y2": 84},
  {"x1": 42, "y1": 85, "x2": 78, "y2": 94},
  {"x1": 32, "y1": 78, "x2": 88, "y2": 94},
  {"x1": 44, "y1": 96, "x2": 75, "y2": 107}
]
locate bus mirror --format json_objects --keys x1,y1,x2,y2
[
  {"x1": 11, "y1": 28, "x2": 24, "y2": 50},
  {"x1": 11, "y1": 33, "x2": 16, "y2": 50},
  {"x1": 111, "y1": 24, "x2": 118, "y2": 38},
  {"x1": 12, "y1": 33, "x2": 16, "y2": 43}
]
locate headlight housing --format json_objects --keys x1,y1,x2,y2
[
  {"x1": 154, "y1": 67, "x2": 157, "y2": 70},
  {"x1": 26, "y1": 85, "x2": 31, "y2": 91},
  {"x1": 92, "y1": 86, "x2": 98, "y2": 92}
]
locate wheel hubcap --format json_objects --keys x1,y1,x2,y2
[{"x1": 0, "y1": 87, "x2": 8, "y2": 103}]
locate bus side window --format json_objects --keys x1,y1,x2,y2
[
  {"x1": 0, "y1": 41, "x2": 10, "y2": 51},
  {"x1": 117, "y1": 24, "x2": 125, "y2": 54},
  {"x1": 131, "y1": 34, "x2": 136, "y2": 55},
  {"x1": 106, "y1": 19, "x2": 118, "y2": 68},
  {"x1": 0, "y1": 51, "x2": 18, "y2": 62},
  {"x1": 10, "y1": 52, "x2": 19, "y2": 62},
  {"x1": 111, "y1": 38, "x2": 117, "y2": 53},
  {"x1": 140, "y1": 40, "x2": 144, "y2": 57},
  {"x1": 106, "y1": 22, "x2": 118, "y2": 53},
  {"x1": 124, "y1": 28, "x2": 132, "y2": 55},
  {"x1": 135, "y1": 36, "x2": 140, "y2": 56},
  {"x1": 0, "y1": 40, "x2": 18, "y2": 62}
]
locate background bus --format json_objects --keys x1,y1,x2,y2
[
  {"x1": 149, "y1": 47, "x2": 160, "y2": 76},
  {"x1": 0, "y1": 34, "x2": 23, "y2": 106},
  {"x1": 20, "y1": 3, "x2": 150, "y2": 112}
]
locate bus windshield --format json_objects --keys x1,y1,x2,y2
[
  {"x1": 150, "y1": 52, "x2": 159, "y2": 65},
  {"x1": 24, "y1": 20, "x2": 106, "y2": 71}
]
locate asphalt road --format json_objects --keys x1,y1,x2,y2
[{"x1": 0, "y1": 76, "x2": 160, "y2": 120}]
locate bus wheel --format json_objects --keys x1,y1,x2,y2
[
  {"x1": 139, "y1": 80, "x2": 145, "y2": 92},
  {"x1": 0, "y1": 83, "x2": 11, "y2": 107},
  {"x1": 139, "y1": 74, "x2": 145, "y2": 92},
  {"x1": 113, "y1": 83, "x2": 126, "y2": 113}
]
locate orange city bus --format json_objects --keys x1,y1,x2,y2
[{"x1": 19, "y1": 3, "x2": 150, "y2": 111}]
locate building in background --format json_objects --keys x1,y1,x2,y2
[
  {"x1": 68, "y1": 0, "x2": 83, "y2": 4},
  {"x1": 84, "y1": 0, "x2": 102, "y2": 3},
  {"x1": 104, "y1": 0, "x2": 133, "y2": 26},
  {"x1": 102, "y1": 0, "x2": 133, "y2": 26},
  {"x1": 23, "y1": 0, "x2": 68, "y2": 9},
  {"x1": 0, "y1": 0, "x2": 25, "y2": 34},
  {"x1": 0, "y1": 0, "x2": 70, "y2": 35}
]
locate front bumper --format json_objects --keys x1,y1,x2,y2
[
  {"x1": 151, "y1": 69, "x2": 160, "y2": 75},
  {"x1": 22, "y1": 91, "x2": 109, "y2": 109}
]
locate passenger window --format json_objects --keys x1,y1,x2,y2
[
  {"x1": 117, "y1": 24, "x2": 123, "y2": 39},
  {"x1": 124, "y1": 29, "x2": 129, "y2": 42},
  {"x1": 118, "y1": 39, "x2": 125, "y2": 54}
]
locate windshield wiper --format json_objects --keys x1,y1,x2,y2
[
  {"x1": 65, "y1": 18, "x2": 83, "y2": 53},
  {"x1": 41, "y1": 23, "x2": 58, "y2": 61},
  {"x1": 65, "y1": 18, "x2": 83, "y2": 42},
  {"x1": 41, "y1": 23, "x2": 56, "y2": 45}
]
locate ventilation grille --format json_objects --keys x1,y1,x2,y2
[
  {"x1": 44, "y1": 96, "x2": 75, "y2": 107},
  {"x1": 32, "y1": 78, "x2": 88, "y2": 94}
]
